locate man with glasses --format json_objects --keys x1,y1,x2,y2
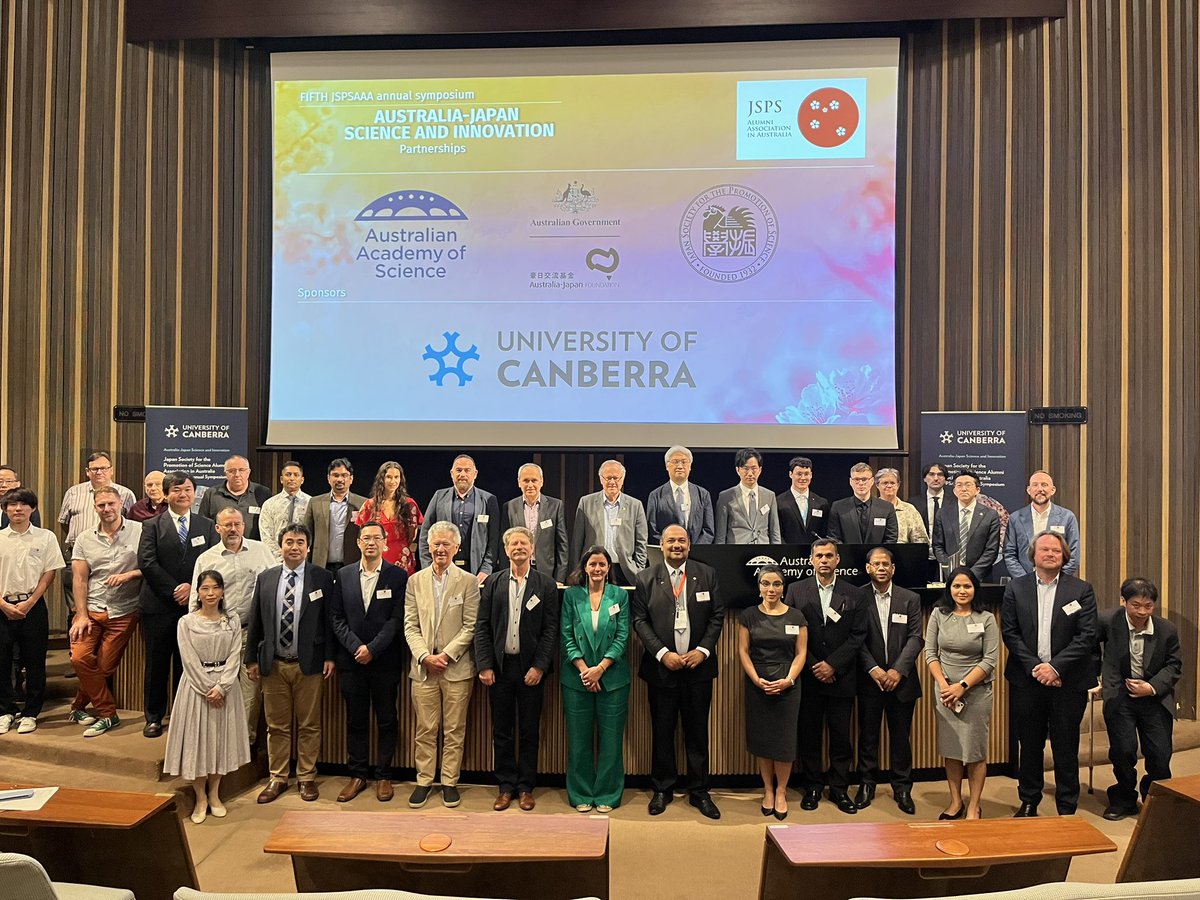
[
  {"x1": 645, "y1": 446, "x2": 715, "y2": 545},
  {"x1": 828, "y1": 463, "x2": 898, "y2": 545},
  {"x1": 58, "y1": 453, "x2": 136, "y2": 610},
  {"x1": 129, "y1": 471, "x2": 167, "y2": 522},
  {"x1": 303, "y1": 458, "x2": 366, "y2": 581},
  {"x1": 198, "y1": 455, "x2": 272, "y2": 541},
  {"x1": 570, "y1": 459, "x2": 648, "y2": 586},
  {"x1": 714, "y1": 448, "x2": 780, "y2": 544},
  {"x1": 0, "y1": 466, "x2": 40, "y2": 528}
]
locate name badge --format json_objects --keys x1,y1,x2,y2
[
  {"x1": 454, "y1": 559, "x2": 466, "y2": 567},
  {"x1": 190, "y1": 535, "x2": 206, "y2": 547},
  {"x1": 477, "y1": 514, "x2": 489, "y2": 523},
  {"x1": 526, "y1": 594, "x2": 540, "y2": 610},
  {"x1": 674, "y1": 611, "x2": 688, "y2": 630},
  {"x1": 248, "y1": 506, "x2": 262, "y2": 515},
  {"x1": 540, "y1": 519, "x2": 553, "y2": 529},
  {"x1": 811, "y1": 509, "x2": 823, "y2": 518},
  {"x1": 826, "y1": 608, "x2": 842, "y2": 623},
  {"x1": 1050, "y1": 525, "x2": 1065, "y2": 534},
  {"x1": 608, "y1": 603, "x2": 620, "y2": 616},
  {"x1": 449, "y1": 595, "x2": 464, "y2": 607},
  {"x1": 1063, "y1": 600, "x2": 1082, "y2": 616},
  {"x1": 966, "y1": 622, "x2": 985, "y2": 634},
  {"x1": 873, "y1": 517, "x2": 887, "y2": 526},
  {"x1": 760, "y1": 504, "x2": 770, "y2": 516},
  {"x1": 377, "y1": 589, "x2": 392, "y2": 599},
  {"x1": 309, "y1": 589, "x2": 323, "y2": 601},
  {"x1": 696, "y1": 591, "x2": 711, "y2": 602},
  {"x1": 785, "y1": 624, "x2": 801, "y2": 635},
  {"x1": 891, "y1": 613, "x2": 907, "y2": 624},
  {"x1": 612, "y1": 517, "x2": 622, "y2": 525}
]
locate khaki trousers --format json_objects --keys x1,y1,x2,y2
[
  {"x1": 69, "y1": 610, "x2": 139, "y2": 719},
  {"x1": 238, "y1": 631, "x2": 263, "y2": 743},
  {"x1": 411, "y1": 676, "x2": 472, "y2": 786},
  {"x1": 262, "y1": 660, "x2": 323, "y2": 781}
]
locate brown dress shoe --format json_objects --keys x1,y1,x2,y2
[
  {"x1": 494, "y1": 791, "x2": 513, "y2": 811},
  {"x1": 299, "y1": 781, "x2": 319, "y2": 802},
  {"x1": 338, "y1": 778, "x2": 367, "y2": 803},
  {"x1": 376, "y1": 779, "x2": 394, "y2": 802},
  {"x1": 519, "y1": 792, "x2": 536, "y2": 811},
  {"x1": 257, "y1": 779, "x2": 287, "y2": 804}
]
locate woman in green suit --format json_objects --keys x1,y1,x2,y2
[{"x1": 561, "y1": 545, "x2": 631, "y2": 813}]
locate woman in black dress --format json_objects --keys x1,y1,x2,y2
[{"x1": 737, "y1": 564, "x2": 807, "y2": 819}]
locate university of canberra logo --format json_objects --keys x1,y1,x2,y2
[{"x1": 423, "y1": 332, "x2": 479, "y2": 386}]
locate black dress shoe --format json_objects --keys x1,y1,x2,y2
[
  {"x1": 832, "y1": 793, "x2": 858, "y2": 815},
  {"x1": 1013, "y1": 802, "x2": 1039, "y2": 818},
  {"x1": 761, "y1": 805, "x2": 775, "y2": 816},
  {"x1": 895, "y1": 790, "x2": 916, "y2": 815},
  {"x1": 1102, "y1": 804, "x2": 1138, "y2": 821},
  {"x1": 689, "y1": 793, "x2": 721, "y2": 820},
  {"x1": 938, "y1": 805, "x2": 966, "y2": 820},
  {"x1": 800, "y1": 790, "x2": 821, "y2": 811},
  {"x1": 142, "y1": 721, "x2": 163, "y2": 738},
  {"x1": 648, "y1": 791, "x2": 673, "y2": 815},
  {"x1": 854, "y1": 784, "x2": 875, "y2": 809}
]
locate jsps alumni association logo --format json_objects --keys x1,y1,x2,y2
[{"x1": 679, "y1": 184, "x2": 778, "y2": 282}]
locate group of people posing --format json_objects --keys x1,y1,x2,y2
[{"x1": 0, "y1": 447, "x2": 1178, "y2": 826}]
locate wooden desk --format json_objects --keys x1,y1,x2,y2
[
  {"x1": 759, "y1": 818, "x2": 1116, "y2": 900},
  {"x1": 1118, "y1": 774, "x2": 1200, "y2": 882},
  {"x1": 265, "y1": 810, "x2": 610, "y2": 899},
  {"x1": 0, "y1": 783, "x2": 198, "y2": 898}
]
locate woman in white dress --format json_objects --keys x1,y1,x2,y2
[{"x1": 163, "y1": 570, "x2": 250, "y2": 824}]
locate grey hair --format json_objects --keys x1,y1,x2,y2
[
  {"x1": 427, "y1": 521, "x2": 462, "y2": 544},
  {"x1": 598, "y1": 459, "x2": 626, "y2": 477},
  {"x1": 664, "y1": 446, "x2": 692, "y2": 464}
]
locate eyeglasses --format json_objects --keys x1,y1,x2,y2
[
  {"x1": 86, "y1": 466, "x2": 112, "y2": 474},
  {"x1": 225, "y1": 468, "x2": 249, "y2": 475},
  {"x1": 850, "y1": 475, "x2": 873, "y2": 483},
  {"x1": 359, "y1": 536, "x2": 384, "y2": 544},
  {"x1": 738, "y1": 465, "x2": 761, "y2": 473}
]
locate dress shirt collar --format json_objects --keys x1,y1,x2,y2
[
  {"x1": 282, "y1": 560, "x2": 306, "y2": 581},
  {"x1": 791, "y1": 488, "x2": 809, "y2": 504},
  {"x1": 1126, "y1": 612, "x2": 1154, "y2": 636},
  {"x1": 1036, "y1": 572, "x2": 1060, "y2": 589},
  {"x1": 957, "y1": 500, "x2": 977, "y2": 517}
]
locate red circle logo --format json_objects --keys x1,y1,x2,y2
[{"x1": 798, "y1": 88, "x2": 860, "y2": 148}]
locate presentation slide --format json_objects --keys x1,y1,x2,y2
[{"x1": 268, "y1": 40, "x2": 900, "y2": 449}]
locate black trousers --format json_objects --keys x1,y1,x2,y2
[
  {"x1": 489, "y1": 654, "x2": 546, "y2": 794},
  {"x1": 0, "y1": 599, "x2": 48, "y2": 718},
  {"x1": 646, "y1": 678, "x2": 713, "y2": 795},
  {"x1": 141, "y1": 608, "x2": 184, "y2": 723},
  {"x1": 857, "y1": 686, "x2": 916, "y2": 789},
  {"x1": 1011, "y1": 682, "x2": 1088, "y2": 812},
  {"x1": 339, "y1": 664, "x2": 401, "y2": 780},
  {"x1": 1104, "y1": 695, "x2": 1173, "y2": 810},
  {"x1": 799, "y1": 690, "x2": 855, "y2": 793}
]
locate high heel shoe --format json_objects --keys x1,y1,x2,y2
[
  {"x1": 938, "y1": 806, "x2": 966, "y2": 820},
  {"x1": 773, "y1": 807, "x2": 788, "y2": 820},
  {"x1": 761, "y1": 805, "x2": 775, "y2": 816}
]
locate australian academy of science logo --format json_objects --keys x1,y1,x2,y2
[
  {"x1": 423, "y1": 331, "x2": 480, "y2": 387},
  {"x1": 354, "y1": 190, "x2": 469, "y2": 282},
  {"x1": 679, "y1": 184, "x2": 778, "y2": 282}
]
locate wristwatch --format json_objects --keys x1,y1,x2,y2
[{"x1": 959, "y1": 680, "x2": 969, "y2": 690}]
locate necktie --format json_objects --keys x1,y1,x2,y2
[
  {"x1": 178, "y1": 514, "x2": 189, "y2": 548},
  {"x1": 287, "y1": 495, "x2": 297, "y2": 525},
  {"x1": 857, "y1": 501, "x2": 869, "y2": 539},
  {"x1": 957, "y1": 508, "x2": 970, "y2": 560},
  {"x1": 675, "y1": 486, "x2": 687, "y2": 527},
  {"x1": 799, "y1": 494, "x2": 808, "y2": 522},
  {"x1": 748, "y1": 491, "x2": 758, "y2": 529},
  {"x1": 281, "y1": 571, "x2": 297, "y2": 647}
]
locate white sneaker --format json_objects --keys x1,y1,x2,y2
[
  {"x1": 0, "y1": 714, "x2": 13, "y2": 734},
  {"x1": 16, "y1": 717, "x2": 37, "y2": 734}
]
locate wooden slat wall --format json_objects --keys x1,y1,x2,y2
[{"x1": 1, "y1": 1, "x2": 1198, "y2": 768}]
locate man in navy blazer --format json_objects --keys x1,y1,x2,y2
[
  {"x1": 1003, "y1": 471, "x2": 1081, "y2": 578},
  {"x1": 137, "y1": 471, "x2": 216, "y2": 737},
  {"x1": 418, "y1": 454, "x2": 500, "y2": 583},
  {"x1": 778, "y1": 456, "x2": 830, "y2": 544},
  {"x1": 645, "y1": 445, "x2": 714, "y2": 545},
  {"x1": 632, "y1": 525, "x2": 724, "y2": 819},
  {"x1": 475, "y1": 526, "x2": 560, "y2": 811},
  {"x1": 786, "y1": 538, "x2": 869, "y2": 815},
  {"x1": 1001, "y1": 531, "x2": 1099, "y2": 816},
  {"x1": 934, "y1": 470, "x2": 1001, "y2": 579},
  {"x1": 827, "y1": 463, "x2": 898, "y2": 545},
  {"x1": 245, "y1": 523, "x2": 336, "y2": 804},
  {"x1": 502, "y1": 463, "x2": 569, "y2": 584},
  {"x1": 854, "y1": 546, "x2": 923, "y2": 815},
  {"x1": 330, "y1": 522, "x2": 409, "y2": 803},
  {"x1": 1098, "y1": 578, "x2": 1181, "y2": 820}
]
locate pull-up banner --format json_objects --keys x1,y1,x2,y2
[
  {"x1": 918, "y1": 411, "x2": 1027, "y2": 515},
  {"x1": 144, "y1": 406, "x2": 249, "y2": 488}
]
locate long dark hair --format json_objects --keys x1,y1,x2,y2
[
  {"x1": 368, "y1": 461, "x2": 416, "y2": 527},
  {"x1": 193, "y1": 569, "x2": 228, "y2": 613},
  {"x1": 568, "y1": 545, "x2": 613, "y2": 587},
  {"x1": 938, "y1": 566, "x2": 983, "y2": 614}
]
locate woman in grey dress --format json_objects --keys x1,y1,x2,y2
[
  {"x1": 737, "y1": 565, "x2": 806, "y2": 820},
  {"x1": 163, "y1": 570, "x2": 250, "y2": 824},
  {"x1": 924, "y1": 566, "x2": 999, "y2": 820}
]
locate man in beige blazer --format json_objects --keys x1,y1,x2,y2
[{"x1": 403, "y1": 520, "x2": 480, "y2": 808}]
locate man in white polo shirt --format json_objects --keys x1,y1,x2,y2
[{"x1": 0, "y1": 489, "x2": 66, "y2": 734}]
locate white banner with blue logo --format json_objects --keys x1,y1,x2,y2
[{"x1": 144, "y1": 406, "x2": 249, "y2": 489}]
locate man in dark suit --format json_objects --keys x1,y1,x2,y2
[
  {"x1": 137, "y1": 471, "x2": 215, "y2": 738},
  {"x1": 1001, "y1": 531, "x2": 1099, "y2": 816},
  {"x1": 475, "y1": 526, "x2": 560, "y2": 811},
  {"x1": 571, "y1": 459, "x2": 648, "y2": 586},
  {"x1": 246, "y1": 523, "x2": 336, "y2": 804},
  {"x1": 934, "y1": 470, "x2": 1000, "y2": 580},
  {"x1": 907, "y1": 461, "x2": 948, "y2": 549},
  {"x1": 632, "y1": 524, "x2": 724, "y2": 819},
  {"x1": 302, "y1": 458, "x2": 366, "y2": 577},
  {"x1": 329, "y1": 521, "x2": 408, "y2": 803},
  {"x1": 645, "y1": 445, "x2": 715, "y2": 545},
  {"x1": 1098, "y1": 577, "x2": 1181, "y2": 820},
  {"x1": 502, "y1": 463, "x2": 569, "y2": 584},
  {"x1": 419, "y1": 454, "x2": 501, "y2": 583},
  {"x1": 854, "y1": 546, "x2": 923, "y2": 815},
  {"x1": 828, "y1": 463, "x2": 898, "y2": 545},
  {"x1": 778, "y1": 456, "x2": 829, "y2": 545},
  {"x1": 786, "y1": 538, "x2": 868, "y2": 814}
]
